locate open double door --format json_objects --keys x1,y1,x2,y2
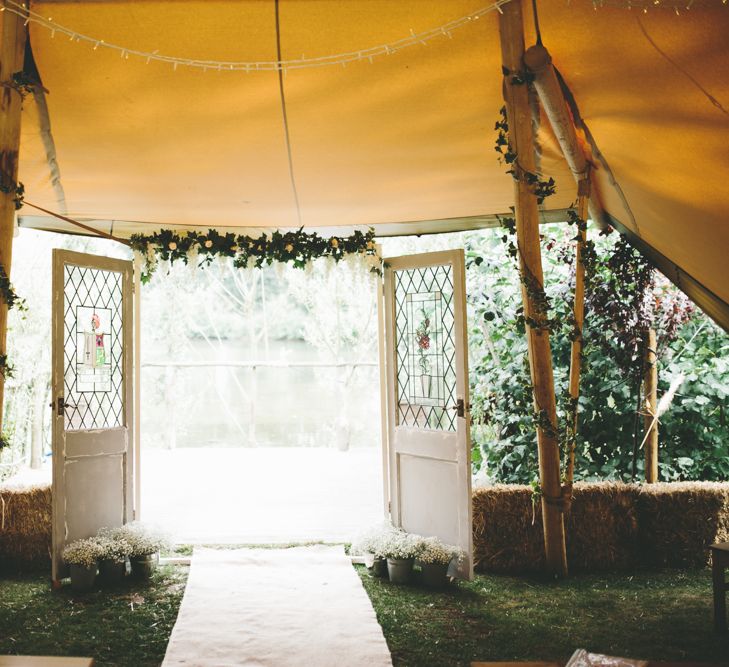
[{"x1": 49, "y1": 248, "x2": 471, "y2": 580}]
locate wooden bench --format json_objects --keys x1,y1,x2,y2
[{"x1": 710, "y1": 542, "x2": 729, "y2": 633}]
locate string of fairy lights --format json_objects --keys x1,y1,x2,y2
[
  {"x1": 1, "y1": 0, "x2": 514, "y2": 73},
  {"x1": 2, "y1": 0, "x2": 721, "y2": 73},
  {"x1": 588, "y1": 0, "x2": 727, "y2": 13}
]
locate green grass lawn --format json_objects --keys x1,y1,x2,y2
[
  {"x1": 357, "y1": 566, "x2": 729, "y2": 666},
  {"x1": 0, "y1": 566, "x2": 187, "y2": 667},
  {"x1": 1, "y1": 563, "x2": 727, "y2": 667}
]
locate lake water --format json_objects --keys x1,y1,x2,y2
[{"x1": 141, "y1": 339, "x2": 381, "y2": 450}]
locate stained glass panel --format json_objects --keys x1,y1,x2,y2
[
  {"x1": 63, "y1": 264, "x2": 124, "y2": 430},
  {"x1": 394, "y1": 263, "x2": 456, "y2": 431}
]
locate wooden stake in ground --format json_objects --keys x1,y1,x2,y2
[
  {"x1": 643, "y1": 327, "x2": 659, "y2": 482},
  {"x1": 498, "y1": 0, "x2": 568, "y2": 577},
  {"x1": 0, "y1": 4, "x2": 28, "y2": 433}
]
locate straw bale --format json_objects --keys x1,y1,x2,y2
[
  {"x1": 636, "y1": 481, "x2": 729, "y2": 568},
  {"x1": 0, "y1": 483, "x2": 52, "y2": 570},
  {"x1": 473, "y1": 482, "x2": 640, "y2": 573},
  {"x1": 473, "y1": 481, "x2": 729, "y2": 573},
  {"x1": 472, "y1": 485, "x2": 546, "y2": 573},
  {"x1": 564, "y1": 482, "x2": 639, "y2": 571}
]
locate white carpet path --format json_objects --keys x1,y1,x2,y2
[{"x1": 162, "y1": 546, "x2": 393, "y2": 667}]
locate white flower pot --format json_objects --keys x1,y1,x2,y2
[{"x1": 387, "y1": 557, "x2": 414, "y2": 584}]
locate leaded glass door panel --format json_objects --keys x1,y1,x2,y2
[
  {"x1": 51, "y1": 250, "x2": 134, "y2": 583},
  {"x1": 382, "y1": 250, "x2": 472, "y2": 579}
]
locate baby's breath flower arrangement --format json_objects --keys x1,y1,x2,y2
[
  {"x1": 117, "y1": 522, "x2": 170, "y2": 557},
  {"x1": 379, "y1": 529, "x2": 420, "y2": 561},
  {"x1": 95, "y1": 534, "x2": 133, "y2": 563},
  {"x1": 62, "y1": 537, "x2": 102, "y2": 569},
  {"x1": 416, "y1": 536, "x2": 463, "y2": 566},
  {"x1": 352, "y1": 521, "x2": 401, "y2": 560},
  {"x1": 95, "y1": 523, "x2": 169, "y2": 557}
]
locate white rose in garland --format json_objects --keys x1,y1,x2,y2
[{"x1": 130, "y1": 227, "x2": 379, "y2": 283}]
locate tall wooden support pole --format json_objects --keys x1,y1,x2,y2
[
  {"x1": 565, "y1": 180, "x2": 590, "y2": 486},
  {"x1": 498, "y1": 0, "x2": 568, "y2": 577},
  {"x1": 643, "y1": 328, "x2": 658, "y2": 483},
  {"x1": 0, "y1": 4, "x2": 27, "y2": 432},
  {"x1": 523, "y1": 44, "x2": 600, "y2": 491}
]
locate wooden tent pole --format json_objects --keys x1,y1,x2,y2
[
  {"x1": 0, "y1": 3, "x2": 27, "y2": 433},
  {"x1": 524, "y1": 44, "x2": 606, "y2": 228},
  {"x1": 565, "y1": 179, "x2": 590, "y2": 487},
  {"x1": 523, "y1": 44, "x2": 600, "y2": 493},
  {"x1": 498, "y1": 0, "x2": 568, "y2": 577},
  {"x1": 643, "y1": 328, "x2": 659, "y2": 482}
]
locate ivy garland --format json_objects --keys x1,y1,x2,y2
[
  {"x1": 130, "y1": 227, "x2": 380, "y2": 283},
  {"x1": 0, "y1": 264, "x2": 26, "y2": 312},
  {"x1": 0, "y1": 353, "x2": 14, "y2": 380},
  {"x1": 495, "y1": 106, "x2": 556, "y2": 205},
  {"x1": 0, "y1": 179, "x2": 25, "y2": 210},
  {"x1": 5, "y1": 72, "x2": 38, "y2": 101},
  {"x1": 494, "y1": 100, "x2": 601, "y2": 510}
]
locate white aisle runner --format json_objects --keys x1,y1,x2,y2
[{"x1": 162, "y1": 546, "x2": 393, "y2": 667}]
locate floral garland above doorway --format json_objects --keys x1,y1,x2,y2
[{"x1": 130, "y1": 227, "x2": 381, "y2": 283}]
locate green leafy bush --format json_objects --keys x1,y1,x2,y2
[{"x1": 466, "y1": 225, "x2": 729, "y2": 484}]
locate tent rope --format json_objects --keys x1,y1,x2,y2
[{"x1": 22, "y1": 201, "x2": 131, "y2": 246}]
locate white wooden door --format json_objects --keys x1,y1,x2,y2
[
  {"x1": 51, "y1": 250, "x2": 134, "y2": 583},
  {"x1": 382, "y1": 249, "x2": 473, "y2": 579}
]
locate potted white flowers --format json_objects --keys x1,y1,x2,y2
[
  {"x1": 95, "y1": 531, "x2": 133, "y2": 584},
  {"x1": 352, "y1": 522, "x2": 400, "y2": 578},
  {"x1": 119, "y1": 523, "x2": 168, "y2": 578},
  {"x1": 62, "y1": 538, "x2": 102, "y2": 593},
  {"x1": 380, "y1": 530, "x2": 420, "y2": 584},
  {"x1": 416, "y1": 536, "x2": 463, "y2": 588}
]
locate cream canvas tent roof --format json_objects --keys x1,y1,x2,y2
[{"x1": 13, "y1": 0, "x2": 729, "y2": 327}]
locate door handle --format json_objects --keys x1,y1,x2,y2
[
  {"x1": 53, "y1": 397, "x2": 77, "y2": 417},
  {"x1": 450, "y1": 399, "x2": 470, "y2": 418}
]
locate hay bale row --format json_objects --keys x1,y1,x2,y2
[
  {"x1": 0, "y1": 483, "x2": 52, "y2": 571},
  {"x1": 636, "y1": 482, "x2": 729, "y2": 568},
  {"x1": 473, "y1": 481, "x2": 729, "y2": 573}
]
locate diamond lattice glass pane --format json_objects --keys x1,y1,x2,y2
[
  {"x1": 64, "y1": 265, "x2": 124, "y2": 430},
  {"x1": 394, "y1": 263, "x2": 456, "y2": 431}
]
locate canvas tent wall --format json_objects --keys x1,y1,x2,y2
[{"x1": 10, "y1": 0, "x2": 729, "y2": 329}]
